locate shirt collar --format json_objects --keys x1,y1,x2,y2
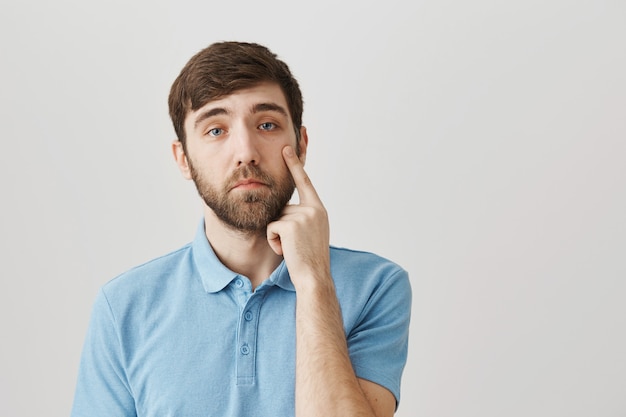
[
  {"x1": 265, "y1": 261, "x2": 295, "y2": 292},
  {"x1": 191, "y1": 219, "x2": 295, "y2": 293}
]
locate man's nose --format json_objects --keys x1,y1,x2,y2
[{"x1": 232, "y1": 126, "x2": 260, "y2": 166}]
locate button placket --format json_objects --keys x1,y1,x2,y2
[{"x1": 236, "y1": 293, "x2": 263, "y2": 386}]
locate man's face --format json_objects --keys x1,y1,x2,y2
[{"x1": 176, "y1": 82, "x2": 306, "y2": 232}]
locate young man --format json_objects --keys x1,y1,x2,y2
[{"x1": 71, "y1": 42, "x2": 411, "y2": 417}]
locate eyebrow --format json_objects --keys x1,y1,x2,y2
[
  {"x1": 252, "y1": 102, "x2": 288, "y2": 117},
  {"x1": 194, "y1": 107, "x2": 229, "y2": 129}
]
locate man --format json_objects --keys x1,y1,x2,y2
[{"x1": 71, "y1": 41, "x2": 411, "y2": 417}]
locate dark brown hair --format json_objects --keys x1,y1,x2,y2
[{"x1": 168, "y1": 41, "x2": 303, "y2": 150}]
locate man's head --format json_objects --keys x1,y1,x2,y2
[
  {"x1": 168, "y1": 41, "x2": 304, "y2": 153},
  {"x1": 169, "y1": 42, "x2": 307, "y2": 234}
]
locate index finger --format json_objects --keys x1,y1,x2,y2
[{"x1": 282, "y1": 145, "x2": 321, "y2": 206}]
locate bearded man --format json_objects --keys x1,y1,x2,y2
[{"x1": 71, "y1": 41, "x2": 411, "y2": 417}]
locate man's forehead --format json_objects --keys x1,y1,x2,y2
[{"x1": 197, "y1": 83, "x2": 287, "y2": 112}]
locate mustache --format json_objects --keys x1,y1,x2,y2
[{"x1": 224, "y1": 165, "x2": 276, "y2": 190}]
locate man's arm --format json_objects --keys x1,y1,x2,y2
[
  {"x1": 293, "y1": 272, "x2": 396, "y2": 417},
  {"x1": 71, "y1": 290, "x2": 137, "y2": 417},
  {"x1": 267, "y1": 145, "x2": 396, "y2": 417}
]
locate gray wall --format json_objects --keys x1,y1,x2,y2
[{"x1": 1, "y1": 1, "x2": 624, "y2": 416}]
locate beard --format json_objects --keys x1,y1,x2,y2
[{"x1": 189, "y1": 161, "x2": 295, "y2": 233}]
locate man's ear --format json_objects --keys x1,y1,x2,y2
[
  {"x1": 298, "y1": 126, "x2": 309, "y2": 166},
  {"x1": 172, "y1": 140, "x2": 192, "y2": 180}
]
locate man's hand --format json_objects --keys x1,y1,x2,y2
[
  {"x1": 266, "y1": 145, "x2": 331, "y2": 289},
  {"x1": 268, "y1": 146, "x2": 395, "y2": 417}
]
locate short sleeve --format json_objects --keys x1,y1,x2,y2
[
  {"x1": 347, "y1": 268, "x2": 411, "y2": 406},
  {"x1": 71, "y1": 289, "x2": 137, "y2": 417}
]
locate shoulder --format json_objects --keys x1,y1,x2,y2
[
  {"x1": 101, "y1": 243, "x2": 194, "y2": 307},
  {"x1": 329, "y1": 246, "x2": 411, "y2": 314},
  {"x1": 329, "y1": 245, "x2": 409, "y2": 287}
]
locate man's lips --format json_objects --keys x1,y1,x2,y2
[{"x1": 230, "y1": 178, "x2": 268, "y2": 191}]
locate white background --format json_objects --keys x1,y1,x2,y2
[{"x1": 1, "y1": 1, "x2": 625, "y2": 416}]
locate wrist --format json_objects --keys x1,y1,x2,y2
[{"x1": 292, "y1": 270, "x2": 334, "y2": 296}]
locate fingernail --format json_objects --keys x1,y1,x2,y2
[{"x1": 284, "y1": 146, "x2": 294, "y2": 157}]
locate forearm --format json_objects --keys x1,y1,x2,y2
[
  {"x1": 271, "y1": 146, "x2": 395, "y2": 416},
  {"x1": 294, "y1": 276, "x2": 375, "y2": 417}
]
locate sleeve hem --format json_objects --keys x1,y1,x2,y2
[{"x1": 354, "y1": 364, "x2": 402, "y2": 407}]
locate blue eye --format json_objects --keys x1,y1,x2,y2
[
  {"x1": 207, "y1": 128, "x2": 223, "y2": 137},
  {"x1": 259, "y1": 122, "x2": 276, "y2": 131}
]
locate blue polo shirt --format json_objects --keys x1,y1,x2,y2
[{"x1": 71, "y1": 220, "x2": 411, "y2": 417}]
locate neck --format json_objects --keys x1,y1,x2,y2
[{"x1": 203, "y1": 208, "x2": 283, "y2": 289}]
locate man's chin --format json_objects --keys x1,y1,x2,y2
[
  {"x1": 217, "y1": 205, "x2": 277, "y2": 233},
  {"x1": 223, "y1": 219, "x2": 270, "y2": 235}
]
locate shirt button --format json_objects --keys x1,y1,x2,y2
[
  {"x1": 240, "y1": 344, "x2": 250, "y2": 355},
  {"x1": 235, "y1": 278, "x2": 244, "y2": 288},
  {"x1": 244, "y1": 311, "x2": 253, "y2": 321}
]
